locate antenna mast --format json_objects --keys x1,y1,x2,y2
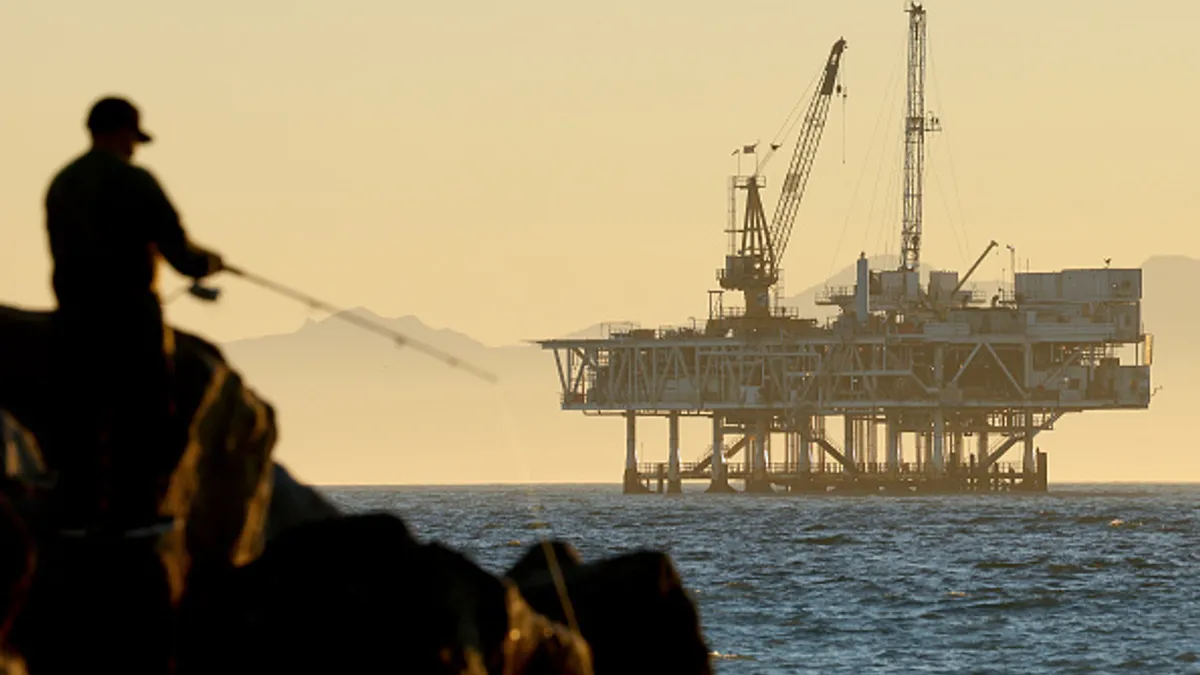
[{"x1": 900, "y1": 2, "x2": 939, "y2": 273}]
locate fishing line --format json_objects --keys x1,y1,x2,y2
[
  {"x1": 926, "y1": 34, "x2": 973, "y2": 255},
  {"x1": 170, "y1": 267, "x2": 574, "y2": 628},
  {"x1": 496, "y1": 391, "x2": 581, "y2": 637},
  {"x1": 222, "y1": 265, "x2": 498, "y2": 384},
  {"x1": 173, "y1": 265, "x2": 499, "y2": 384}
]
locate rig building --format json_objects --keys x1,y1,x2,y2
[{"x1": 537, "y1": 4, "x2": 1153, "y2": 494}]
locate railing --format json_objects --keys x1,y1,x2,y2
[
  {"x1": 636, "y1": 460, "x2": 1029, "y2": 476},
  {"x1": 815, "y1": 286, "x2": 855, "y2": 305},
  {"x1": 712, "y1": 305, "x2": 807, "y2": 320}
]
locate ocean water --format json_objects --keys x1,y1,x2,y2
[{"x1": 323, "y1": 484, "x2": 1200, "y2": 674}]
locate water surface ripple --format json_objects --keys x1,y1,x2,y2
[{"x1": 324, "y1": 484, "x2": 1200, "y2": 674}]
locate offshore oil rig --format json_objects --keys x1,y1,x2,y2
[{"x1": 537, "y1": 3, "x2": 1152, "y2": 494}]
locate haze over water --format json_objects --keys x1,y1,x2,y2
[{"x1": 329, "y1": 484, "x2": 1200, "y2": 674}]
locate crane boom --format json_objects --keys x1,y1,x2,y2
[
  {"x1": 718, "y1": 37, "x2": 846, "y2": 321},
  {"x1": 766, "y1": 38, "x2": 847, "y2": 268}
]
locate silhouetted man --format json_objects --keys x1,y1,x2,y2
[
  {"x1": 24, "y1": 96, "x2": 222, "y2": 673},
  {"x1": 44, "y1": 94, "x2": 222, "y2": 530}
]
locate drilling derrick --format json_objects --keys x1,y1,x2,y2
[
  {"x1": 900, "y1": 2, "x2": 939, "y2": 276},
  {"x1": 717, "y1": 38, "x2": 847, "y2": 326}
]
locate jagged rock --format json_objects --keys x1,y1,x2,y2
[
  {"x1": 506, "y1": 542, "x2": 712, "y2": 675},
  {"x1": 265, "y1": 463, "x2": 341, "y2": 542},
  {"x1": 0, "y1": 305, "x2": 280, "y2": 672},
  {"x1": 0, "y1": 408, "x2": 340, "y2": 674},
  {"x1": 0, "y1": 305, "x2": 279, "y2": 582},
  {"x1": 180, "y1": 513, "x2": 593, "y2": 675}
]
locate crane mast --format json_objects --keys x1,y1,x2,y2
[
  {"x1": 718, "y1": 38, "x2": 847, "y2": 321},
  {"x1": 900, "y1": 2, "x2": 939, "y2": 274}
]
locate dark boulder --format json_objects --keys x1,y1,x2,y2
[
  {"x1": 0, "y1": 305, "x2": 279, "y2": 673},
  {"x1": 506, "y1": 540, "x2": 583, "y2": 586},
  {"x1": 180, "y1": 513, "x2": 593, "y2": 675},
  {"x1": 506, "y1": 542, "x2": 711, "y2": 675},
  {"x1": 0, "y1": 305, "x2": 279, "y2": 586}
]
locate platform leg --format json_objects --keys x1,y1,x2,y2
[
  {"x1": 667, "y1": 413, "x2": 682, "y2": 493},
  {"x1": 799, "y1": 415, "x2": 812, "y2": 473},
  {"x1": 932, "y1": 409, "x2": 946, "y2": 473},
  {"x1": 745, "y1": 417, "x2": 774, "y2": 493},
  {"x1": 623, "y1": 411, "x2": 648, "y2": 494},
  {"x1": 706, "y1": 415, "x2": 733, "y2": 493},
  {"x1": 1022, "y1": 412, "x2": 1036, "y2": 479},
  {"x1": 886, "y1": 415, "x2": 900, "y2": 474}
]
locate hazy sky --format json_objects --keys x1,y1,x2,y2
[{"x1": 2, "y1": 1, "x2": 1197, "y2": 346}]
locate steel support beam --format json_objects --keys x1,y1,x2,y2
[
  {"x1": 707, "y1": 414, "x2": 733, "y2": 493},
  {"x1": 813, "y1": 437, "x2": 857, "y2": 474},
  {"x1": 623, "y1": 412, "x2": 647, "y2": 493},
  {"x1": 932, "y1": 408, "x2": 946, "y2": 472},
  {"x1": 667, "y1": 413, "x2": 682, "y2": 493},
  {"x1": 886, "y1": 415, "x2": 900, "y2": 473}
]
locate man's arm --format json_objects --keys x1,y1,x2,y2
[{"x1": 132, "y1": 167, "x2": 222, "y2": 279}]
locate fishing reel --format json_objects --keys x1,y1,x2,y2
[{"x1": 187, "y1": 281, "x2": 222, "y2": 302}]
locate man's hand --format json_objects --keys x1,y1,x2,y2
[{"x1": 203, "y1": 251, "x2": 225, "y2": 278}]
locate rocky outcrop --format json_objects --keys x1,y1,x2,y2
[
  {"x1": 0, "y1": 306, "x2": 281, "y2": 673},
  {"x1": 0, "y1": 305, "x2": 711, "y2": 674},
  {"x1": 0, "y1": 306, "x2": 279, "y2": 587}
]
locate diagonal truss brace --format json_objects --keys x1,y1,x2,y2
[{"x1": 978, "y1": 412, "x2": 1063, "y2": 471}]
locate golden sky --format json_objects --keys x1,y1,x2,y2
[{"x1": 1, "y1": 0, "x2": 1197, "y2": 347}]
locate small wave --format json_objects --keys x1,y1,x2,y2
[
  {"x1": 975, "y1": 558, "x2": 1042, "y2": 570},
  {"x1": 927, "y1": 595, "x2": 1063, "y2": 617},
  {"x1": 965, "y1": 516, "x2": 1001, "y2": 525},
  {"x1": 1046, "y1": 563, "x2": 1092, "y2": 575},
  {"x1": 816, "y1": 575, "x2": 857, "y2": 586},
  {"x1": 1107, "y1": 518, "x2": 1147, "y2": 528},
  {"x1": 1125, "y1": 556, "x2": 1170, "y2": 570},
  {"x1": 1075, "y1": 514, "x2": 1121, "y2": 524},
  {"x1": 976, "y1": 596, "x2": 1063, "y2": 611},
  {"x1": 709, "y1": 650, "x2": 755, "y2": 661},
  {"x1": 796, "y1": 534, "x2": 855, "y2": 546}
]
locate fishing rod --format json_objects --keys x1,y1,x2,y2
[{"x1": 172, "y1": 266, "x2": 499, "y2": 385}]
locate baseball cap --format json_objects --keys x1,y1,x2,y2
[{"x1": 86, "y1": 96, "x2": 153, "y2": 143}]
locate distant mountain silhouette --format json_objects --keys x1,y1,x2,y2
[
  {"x1": 220, "y1": 256, "x2": 1199, "y2": 485},
  {"x1": 222, "y1": 308, "x2": 599, "y2": 486}
]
